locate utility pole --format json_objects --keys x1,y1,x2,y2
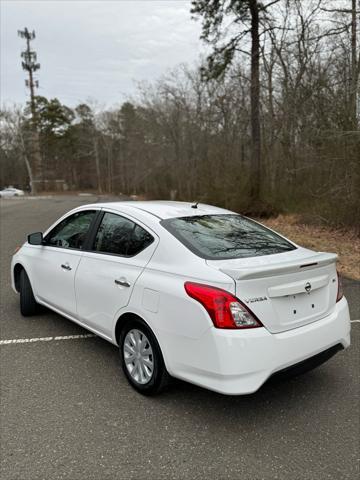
[{"x1": 18, "y1": 27, "x2": 42, "y2": 194}]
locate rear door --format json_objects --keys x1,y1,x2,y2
[
  {"x1": 75, "y1": 210, "x2": 158, "y2": 338},
  {"x1": 29, "y1": 209, "x2": 98, "y2": 316}
]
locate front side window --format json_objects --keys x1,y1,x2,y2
[
  {"x1": 93, "y1": 212, "x2": 154, "y2": 256},
  {"x1": 161, "y1": 214, "x2": 296, "y2": 260},
  {"x1": 45, "y1": 210, "x2": 96, "y2": 249}
]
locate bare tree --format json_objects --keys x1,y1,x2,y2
[
  {"x1": 191, "y1": 0, "x2": 281, "y2": 208},
  {"x1": 0, "y1": 107, "x2": 34, "y2": 188}
]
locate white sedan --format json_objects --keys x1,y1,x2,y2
[
  {"x1": 0, "y1": 187, "x2": 25, "y2": 198},
  {"x1": 11, "y1": 201, "x2": 351, "y2": 395}
]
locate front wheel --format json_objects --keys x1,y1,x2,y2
[
  {"x1": 19, "y1": 269, "x2": 40, "y2": 316},
  {"x1": 119, "y1": 318, "x2": 169, "y2": 395}
]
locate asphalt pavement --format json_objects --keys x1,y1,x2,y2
[{"x1": 0, "y1": 196, "x2": 359, "y2": 480}]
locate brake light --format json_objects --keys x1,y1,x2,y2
[
  {"x1": 336, "y1": 271, "x2": 343, "y2": 302},
  {"x1": 184, "y1": 282, "x2": 262, "y2": 329}
]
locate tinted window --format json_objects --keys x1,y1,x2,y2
[
  {"x1": 161, "y1": 214, "x2": 296, "y2": 260},
  {"x1": 93, "y1": 212, "x2": 153, "y2": 256},
  {"x1": 45, "y1": 210, "x2": 96, "y2": 249}
]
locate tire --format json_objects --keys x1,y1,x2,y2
[
  {"x1": 119, "y1": 317, "x2": 169, "y2": 395},
  {"x1": 19, "y1": 269, "x2": 39, "y2": 316}
]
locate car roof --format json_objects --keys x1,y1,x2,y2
[{"x1": 92, "y1": 200, "x2": 233, "y2": 220}]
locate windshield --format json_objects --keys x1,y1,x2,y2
[{"x1": 161, "y1": 214, "x2": 296, "y2": 260}]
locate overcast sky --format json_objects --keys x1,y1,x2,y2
[{"x1": 1, "y1": 0, "x2": 204, "y2": 108}]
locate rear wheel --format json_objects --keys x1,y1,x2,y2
[
  {"x1": 19, "y1": 269, "x2": 39, "y2": 316},
  {"x1": 119, "y1": 317, "x2": 168, "y2": 395}
]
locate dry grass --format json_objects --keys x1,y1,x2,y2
[{"x1": 260, "y1": 214, "x2": 360, "y2": 280}]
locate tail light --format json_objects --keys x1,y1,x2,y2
[
  {"x1": 336, "y1": 271, "x2": 343, "y2": 302},
  {"x1": 184, "y1": 282, "x2": 263, "y2": 329}
]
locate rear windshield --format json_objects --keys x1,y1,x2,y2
[{"x1": 161, "y1": 214, "x2": 296, "y2": 260}]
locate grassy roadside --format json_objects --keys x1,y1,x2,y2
[{"x1": 260, "y1": 215, "x2": 360, "y2": 281}]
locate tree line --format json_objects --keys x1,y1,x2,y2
[{"x1": 0, "y1": 0, "x2": 359, "y2": 227}]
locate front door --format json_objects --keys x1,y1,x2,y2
[{"x1": 29, "y1": 210, "x2": 97, "y2": 316}]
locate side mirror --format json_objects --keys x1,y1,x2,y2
[{"x1": 27, "y1": 232, "x2": 44, "y2": 245}]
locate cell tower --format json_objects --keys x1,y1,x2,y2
[
  {"x1": 18, "y1": 28, "x2": 42, "y2": 193},
  {"x1": 18, "y1": 28, "x2": 40, "y2": 122}
]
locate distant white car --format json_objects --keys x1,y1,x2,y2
[
  {"x1": 11, "y1": 201, "x2": 351, "y2": 396},
  {"x1": 0, "y1": 187, "x2": 25, "y2": 198}
]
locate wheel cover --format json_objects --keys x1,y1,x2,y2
[{"x1": 123, "y1": 329, "x2": 154, "y2": 385}]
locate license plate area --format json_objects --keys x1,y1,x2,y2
[{"x1": 273, "y1": 288, "x2": 329, "y2": 326}]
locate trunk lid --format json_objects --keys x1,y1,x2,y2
[{"x1": 206, "y1": 248, "x2": 339, "y2": 333}]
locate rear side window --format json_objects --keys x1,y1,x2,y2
[
  {"x1": 161, "y1": 214, "x2": 296, "y2": 260},
  {"x1": 93, "y1": 212, "x2": 154, "y2": 256}
]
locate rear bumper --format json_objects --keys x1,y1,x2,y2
[
  {"x1": 269, "y1": 343, "x2": 344, "y2": 381},
  {"x1": 164, "y1": 297, "x2": 351, "y2": 395}
]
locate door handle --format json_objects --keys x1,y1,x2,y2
[
  {"x1": 115, "y1": 279, "x2": 131, "y2": 287},
  {"x1": 61, "y1": 263, "x2": 72, "y2": 271}
]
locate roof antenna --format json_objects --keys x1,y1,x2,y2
[{"x1": 191, "y1": 201, "x2": 199, "y2": 209}]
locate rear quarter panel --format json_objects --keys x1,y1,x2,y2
[{"x1": 121, "y1": 246, "x2": 234, "y2": 374}]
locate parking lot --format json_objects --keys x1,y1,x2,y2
[{"x1": 1, "y1": 196, "x2": 359, "y2": 480}]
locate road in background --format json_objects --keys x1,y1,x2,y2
[{"x1": 1, "y1": 196, "x2": 359, "y2": 480}]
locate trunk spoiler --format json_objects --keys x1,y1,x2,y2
[{"x1": 218, "y1": 252, "x2": 338, "y2": 281}]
